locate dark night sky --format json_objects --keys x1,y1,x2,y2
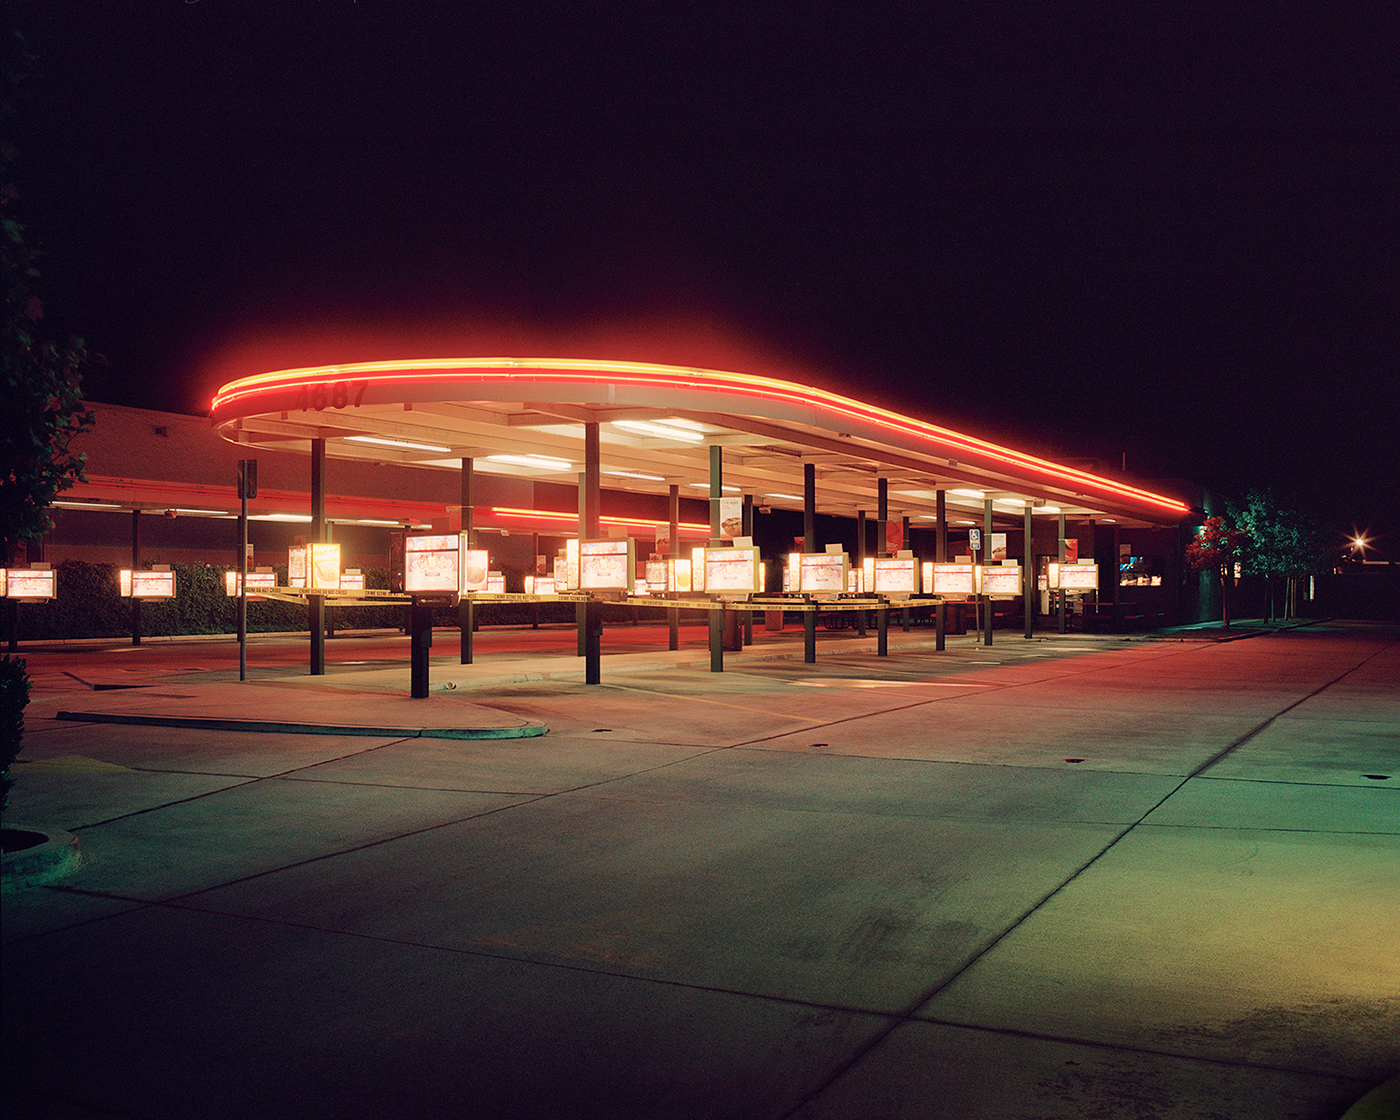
[{"x1": 8, "y1": 3, "x2": 1398, "y2": 542}]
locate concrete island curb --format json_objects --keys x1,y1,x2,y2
[
  {"x1": 0, "y1": 826, "x2": 81, "y2": 892},
  {"x1": 52, "y1": 710, "x2": 548, "y2": 740},
  {"x1": 1338, "y1": 1073, "x2": 1400, "y2": 1120}
]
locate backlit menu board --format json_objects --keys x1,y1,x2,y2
[
  {"x1": 704, "y1": 547, "x2": 761, "y2": 593},
  {"x1": 980, "y1": 564, "x2": 1022, "y2": 597},
  {"x1": 405, "y1": 533, "x2": 460, "y2": 594},
  {"x1": 5, "y1": 568, "x2": 55, "y2": 599},
  {"x1": 646, "y1": 560, "x2": 668, "y2": 591},
  {"x1": 288, "y1": 546, "x2": 307, "y2": 587},
  {"x1": 1051, "y1": 562, "x2": 1099, "y2": 590},
  {"x1": 460, "y1": 548, "x2": 490, "y2": 592},
  {"x1": 931, "y1": 563, "x2": 976, "y2": 595},
  {"x1": 874, "y1": 557, "x2": 920, "y2": 596},
  {"x1": 130, "y1": 569, "x2": 176, "y2": 598},
  {"x1": 339, "y1": 570, "x2": 365, "y2": 591},
  {"x1": 486, "y1": 572, "x2": 505, "y2": 594},
  {"x1": 579, "y1": 539, "x2": 634, "y2": 591},
  {"x1": 309, "y1": 543, "x2": 341, "y2": 590},
  {"x1": 800, "y1": 552, "x2": 848, "y2": 596},
  {"x1": 224, "y1": 570, "x2": 278, "y2": 597}
]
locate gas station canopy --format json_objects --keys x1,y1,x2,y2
[{"x1": 210, "y1": 358, "x2": 1193, "y2": 529}]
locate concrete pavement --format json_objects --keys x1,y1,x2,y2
[{"x1": 2, "y1": 620, "x2": 1397, "y2": 1118}]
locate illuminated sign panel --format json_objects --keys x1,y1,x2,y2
[
  {"x1": 799, "y1": 553, "x2": 848, "y2": 596},
  {"x1": 130, "y1": 570, "x2": 177, "y2": 599},
  {"x1": 405, "y1": 533, "x2": 459, "y2": 593},
  {"x1": 6, "y1": 569, "x2": 55, "y2": 599},
  {"x1": 225, "y1": 571, "x2": 278, "y2": 597},
  {"x1": 704, "y1": 547, "x2": 761, "y2": 593},
  {"x1": 288, "y1": 546, "x2": 307, "y2": 587},
  {"x1": 1050, "y1": 562, "x2": 1099, "y2": 590},
  {"x1": 980, "y1": 564, "x2": 1022, "y2": 597},
  {"x1": 460, "y1": 548, "x2": 490, "y2": 592},
  {"x1": 873, "y1": 557, "x2": 920, "y2": 596},
  {"x1": 309, "y1": 543, "x2": 341, "y2": 590},
  {"x1": 579, "y1": 539, "x2": 634, "y2": 591},
  {"x1": 931, "y1": 563, "x2": 976, "y2": 595}
]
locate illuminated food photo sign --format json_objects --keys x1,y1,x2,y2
[
  {"x1": 405, "y1": 533, "x2": 460, "y2": 594},
  {"x1": 579, "y1": 539, "x2": 634, "y2": 591},
  {"x1": 309, "y1": 543, "x2": 341, "y2": 590},
  {"x1": 460, "y1": 548, "x2": 490, "y2": 593}
]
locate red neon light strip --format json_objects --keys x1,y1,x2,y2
[{"x1": 212, "y1": 359, "x2": 1190, "y2": 515}]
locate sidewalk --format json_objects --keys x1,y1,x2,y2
[{"x1": 4, "y1": 620, "x2": 1397, "y2": 1119}]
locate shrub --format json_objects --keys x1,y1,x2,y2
[{"x1": 0, "y1": 656, "x2": 31, "y2": 816}]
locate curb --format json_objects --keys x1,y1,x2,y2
[
  {"x1": 1338, "y1": 1073, "x2": 1400, "y2": 1120},
  {"x1": 53, "y1": 710, "x2": 548, "y2": 740},
  {"x1": 1, "y1": 826, "x2": 81, "y2": 891}
]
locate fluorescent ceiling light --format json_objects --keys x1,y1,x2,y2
[
  {"x1": 346, "y1": 435, "x2": 452, "y2": 453},
  {"x1": 686, "y1": 483, "x2": 741, "y2": 493},
  {"x1": 764, "y1": 493, "x2": 808, "y2": 502},
  {"x1": 485, "y1": 454, "x2": 573, "y2": 470},
  {"x1": 1037, "y1": 506, "x2": 1061, "y2": 514},
  {"x1": 612, "y1": 419, "x2": 704, "y2": 442},
  {"x1": 950, "y1": 489, "x2": 985, "y2": 498},
  {"x1": 53, "y1": 501, "x2": 121, "y2": 510},
  {"x1": 604, "y1": 470, "x2": 667, "y2": 482},
  {"x1": 250, "y1": 513, "x2": 313, "y2": 523},
  {"x1": 995, "y1": 498, "x2": 1026, "y2": 508}
]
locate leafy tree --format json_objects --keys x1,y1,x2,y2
[
  {"x1": 1230, "y1": 489, "x2": 1320, "y2": 621},
  {"x1": 2, "y1": 32, "x2": 96, "y2": 567},
  {"x1": 1184, "y1": 515, "x2": 1251, "y2": 629}
]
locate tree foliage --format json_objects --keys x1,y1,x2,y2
[
  {"x1": 1184, "y1": 515, "x2": 1251, "y2": 628},
  {"x1": 1230, "y1": 489, "x2": 1320, "y2": 621},
  {"x1": 2, "y1": 31, "x2": 96, "y2": 565},
  {"x1": 1230, "y1": 490, "x2": 1319, "y2": 580}
]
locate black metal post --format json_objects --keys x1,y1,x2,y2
[
  {"x1": 131, "y1": 509, "x2": 142, "y2": 646},
  {"x1": 936, "y1": 489, "x2": 946, "y2": 651},
  {"x1": 410, "y1": 596, "x2": 433, "y2": 698},
  {"x1": 239, "y1": 492, "x2": 248, "y2": 680},
  {"x1": 669, "y1": 484, "x2": 680, "y2": 651},
  {"x1": 982, "y1": 498, "x2": 994, "y2": 646},
  {"x1": 309, "y1": 438, "x2": 326, "y2": 675}
]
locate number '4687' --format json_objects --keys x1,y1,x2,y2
[{"x1": 295, "y1": 381, "x2": 368, "y2": 411}]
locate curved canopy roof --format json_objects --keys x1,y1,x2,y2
[{"x1": 211, "y1": 358, "x2": 1193, "y2": 529}]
